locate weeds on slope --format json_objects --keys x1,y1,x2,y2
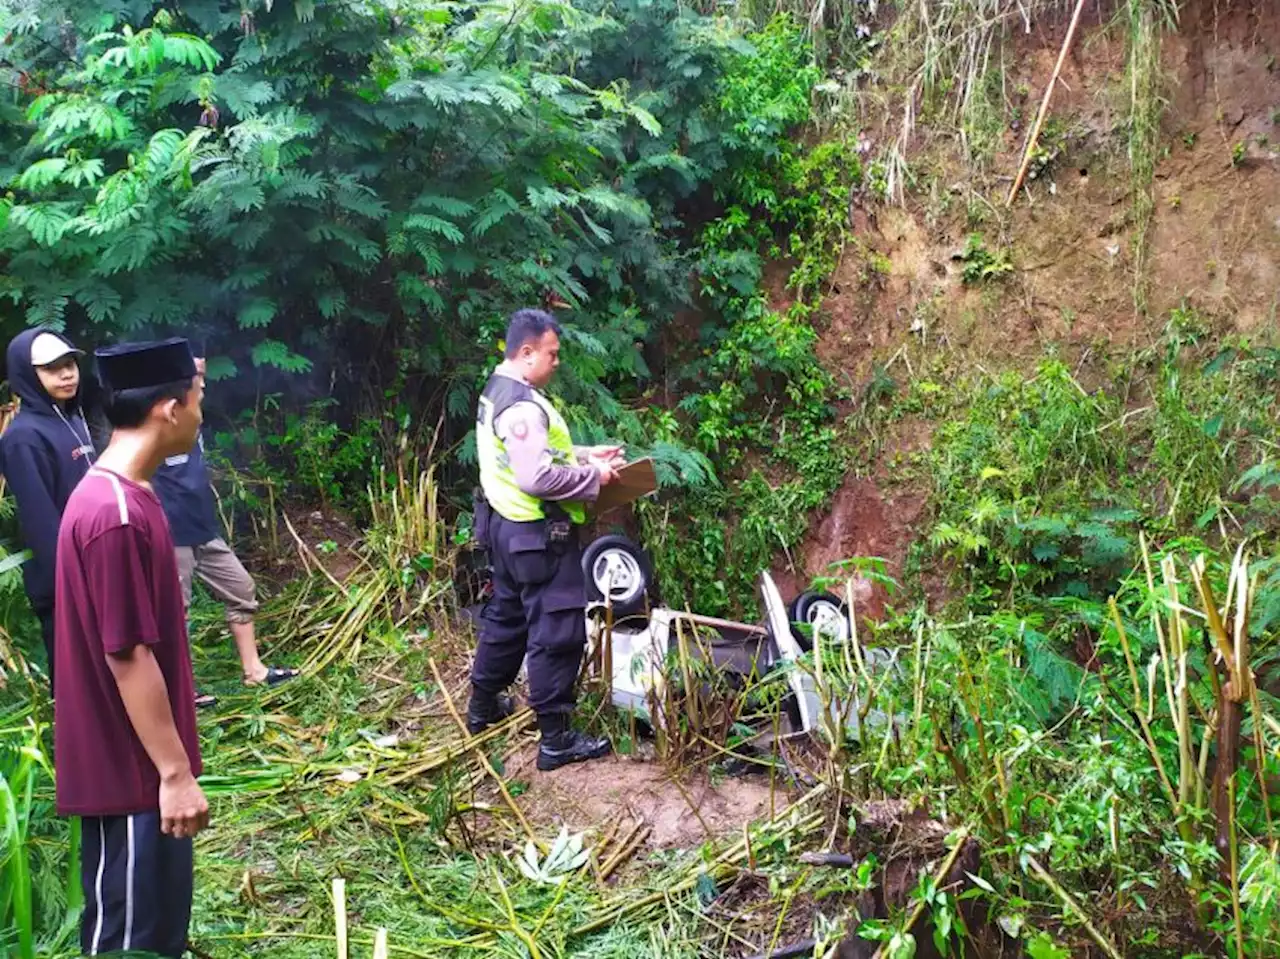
[{"x1": 1126, "y1": 0, "x2": 1179, "y2": 316}]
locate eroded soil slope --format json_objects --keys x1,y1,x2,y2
[{"x1": 783, "y1": 0, "x2": 1280, "y2": 604}]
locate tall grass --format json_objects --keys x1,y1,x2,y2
[
  {"x1": 1126, "y1": 0, "x2": 1179, "y2": 315},
  {"x1": 0, "y1": 706, "x2": 77, "y2": 959},
  {"x1": 876, "y1": 0, "x2": 1076, "y2": 199}
]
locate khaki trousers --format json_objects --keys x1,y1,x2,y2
[{"x1": 175, "y1": 537, "x2": 258, "y2": 624}]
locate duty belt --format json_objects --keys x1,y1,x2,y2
[{"x1": 473, "y1": 487, "x2": 574, "y2": 545}]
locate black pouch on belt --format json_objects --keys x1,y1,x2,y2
[
  {"x1": 472, "y1": 487, "x2": 493, "y2": 551},
  {"x1": 508, "y1": 523, "x2": 556, "y2": 585},
  {"x1": 543, "y1": 502, "x2": 573, "y2": 551}
]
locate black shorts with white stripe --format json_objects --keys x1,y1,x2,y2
[{"x1": 80, "y1": 811, "x2": 194, "y2": 957}]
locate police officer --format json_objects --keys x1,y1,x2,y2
[{"x1": 468, "y1": 309, "x2": 620, "y2": 771}]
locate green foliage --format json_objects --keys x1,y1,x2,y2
[
  {"x1": 924, "y1": 359, "x2": 1133, "y2": 602},
  {"x1": 641, "y1": 471, "x2": 813, "y2": 614},
  {"x1": 958, "y1": 232, "x2": 1013, "y2": 285},
  {"x1": 216, "y1": 399, "x2": 384, "y2": 513},
  {"x1": 846, "y1": 311, "x2": 1280, "y2": 950},
  {"x1": 626, "y1": 16, "x2": 858, "y2": 616},
  {"x1": 0, "y1": 709, "x2": 76, "y2": 959},
  {"x1": 0, "y1": 0, "x2": 856, "y2": 609},
  {"x1": 0, "y1": 0, "x2": 758, "y2": 431},
  {"x1": 917, "y1": 317, "x2": 1280, "y2": 611},
  {"x1": 1240, "y1": 844, "x2": 1280, "y2": 953}
]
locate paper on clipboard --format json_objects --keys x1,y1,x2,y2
[{"x1": 592, "y1": 457, "x2": 658, "y2": 513}]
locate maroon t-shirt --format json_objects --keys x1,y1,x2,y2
[{"x1": 53, "y1": 467, "x2": 201, "y2": 817}]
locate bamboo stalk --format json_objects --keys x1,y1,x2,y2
[
  {"x1": 383, "y1": 708, "x2": 531, "y2": 786},
  {"x1": 1109, "y1": 599, "x2": 1180, "y2": 811},
  {"x1": 572, "y1": 785, "x2": 828, "y2": 936},
  {"x1": 1006, "y1": 0, "x2": 1088, "y2": 205},
  {"x1": 1192, "y1": 553, "x2": 1252, "y2": 878},
  {"x1": 599, "y1": 823, "x2": 651, "y2": 881},
  {"x1": 1156, "y1": 551, "x2": 1198, "y2": 812},
  {"x1": 668, "y1": 772, "x2": 714, "y2": 842},
  {"x1": 673, "y1": 612, "x2": 767, "y2": 635},
  {"x1": 427, "y1": 658, "x2": 540, "y2": 848},
  {"x1": 764, "y1": 871, "x2": 806, "y2": 958},
  {"x1": 1025, "y1": 855, "x2": 1123, "y2": 959},
  {"x1": 333, "y1": 878, "x2": 348, "y2": 959},
  {"x1": 1248, "y1": 681, "x2": 1276, "y2": 842},
  {"x1": 284, "y1": 511, "x2": 347, "y2": 591},
  {"x1": 591, "y1": 816, "x2": 623, "y2": 883},
  {"x1": 871, "y1": 828, "x2": 971, "y2": 959},
  {"x1": 1227, "y1": 772, "x2": 1244, "y2": 958}
]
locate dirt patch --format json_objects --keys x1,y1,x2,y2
[
  {"x1": 791, "y1": 0, "x2": 1280, "y2": 609},
  {"x1": 505, "y1": 749, "x2": 792, "y2": 851},
  {"x1": 817, "y1": 0, "x2": 1280, "y2": 387},
  {"x1": 775, "y1": 472, "x2": 928, "y2": 618},
  {"x1": 818, "y1": 205, "x2": 942, "y2": 385},
  {"x1": 244, "y1": 508, "x2": 364, "y2": 586},
  {"x1": 1151, "y1": 0, "x2": 1280, "y2": 332}
]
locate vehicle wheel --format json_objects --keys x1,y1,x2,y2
[
  {"x1": 582, "y1": 535, "x2": 653, "y2": 617},
  {"x1": 788, "y1": 591, "x2": 851, "y2": 650}
]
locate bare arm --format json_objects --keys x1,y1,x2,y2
[
  {"x1": 106, "y1": 646, "x2": 192, "y2": 782},
  {"x1": 107, "y1": 647, "x2": 208, "y2": 837}
]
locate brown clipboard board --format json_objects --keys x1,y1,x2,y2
[{"x1": 592, "y1": 457, "x2": 658, "y2": 513}]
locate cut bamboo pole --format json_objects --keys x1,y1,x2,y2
[
  {"x1": 427, "y1": 658, "x2": 540, "y2": 848},
  {"x1": 1006, "y1": 0, "x2": 1088, "y2": 206},
  {"x1": 1025, "y1": 855, "x2": 1123, "y2": 959},
  {"x1": 284, "y1": 511, "x2": 346, "y2": 591},
  {"x1": 333, "y1": 878, "x2": 348, "y2": 959},
  {"x1": 599, "y1": 822, "x2": 651, "y2": 881}
]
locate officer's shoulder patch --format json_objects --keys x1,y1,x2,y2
[{"x1": 511, "y1": 419, "x2": 529, "y2": 441}]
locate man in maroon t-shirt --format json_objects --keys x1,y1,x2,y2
[{"x1": 54, "y1": 338, "x2": 209, "y2": 957}]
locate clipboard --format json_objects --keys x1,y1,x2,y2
[{"x1": 592, "y1": 457, "x2": 658, "y2": 513}]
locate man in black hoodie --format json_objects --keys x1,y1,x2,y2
[{"x1": 0, "y1": 329, "x2": 97, "y2": 691}]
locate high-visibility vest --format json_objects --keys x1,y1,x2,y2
[{"x1": 476, "y1": 373, "x2": 586, "y2": 524}]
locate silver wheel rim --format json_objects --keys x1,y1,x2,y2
[
  {"x1": 806, "y1": 600, "x2": 849, "y2": 643},
  {"x1": 592, "y1": 548, "x2": 644, "y2": 605}
]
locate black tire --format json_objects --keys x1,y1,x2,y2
[
  {"x1": 582, "y1": 534, "x2": 653, "y2": 617},
  {"x1": 788, "y1": 590, "x2": 851, "y2": 650}
]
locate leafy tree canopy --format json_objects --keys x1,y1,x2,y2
[{"x1": 0, "y1": 0, "x2": 819, "y2": 436}]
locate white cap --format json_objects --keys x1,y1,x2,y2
[{"x1": 30, "y1": 332, "x2": 82, "y2": 367}]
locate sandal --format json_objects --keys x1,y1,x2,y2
[
  {"x1": 247, "y1": 665, "x2": 299, "y2": 687},
  {"x1": 195, "y1": 692, "x2": 218, "y2": 709}
]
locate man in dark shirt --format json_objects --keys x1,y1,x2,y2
[
  {"x1": 152, "y1": 355, "x2": 297, "y2": 701},
  {"x1": 54, "y1": 338, "x2": 209, "y2": 957}
]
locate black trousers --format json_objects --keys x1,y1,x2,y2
[
  {"x1": 80, "y1": 811, "x2": 193, "y2": 957},
  {"x1": 35, "y1": 603, "x2": 55, "y2": 694},
  {"x1": 472, "y1": 514, "x2": 587, "y2": 716}
]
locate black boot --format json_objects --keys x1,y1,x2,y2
[
  {"x1": 536, "y1": 713, "x2": 612, "y2": 771},
  {"x1": 466, "y1": 691, "x2": 515, "y2": 734}
]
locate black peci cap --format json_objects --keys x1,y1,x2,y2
[{"x1": 95, "y1": 338, "x2": 197, "y2": 392}]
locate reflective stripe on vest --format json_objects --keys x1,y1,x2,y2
[{"x1": 476, "y1": 374, "x2": 587, "y2": 524}]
